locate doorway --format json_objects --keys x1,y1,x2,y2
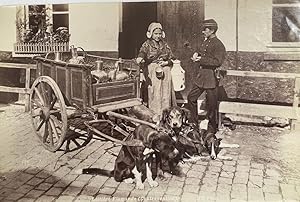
[{"x1": 119, "y1": 2, "x2": 157, "y2": 59}]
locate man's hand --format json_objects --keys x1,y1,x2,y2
[
  {"x1": 191, "y1": 52, "x2": 201, "y2": 62},
  {"x1": 136, "y1": 57, "x2": 145, "y2": 64}
]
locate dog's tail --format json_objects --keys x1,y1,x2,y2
[{"x1": 82, "y1": 168, "x2": 113, "y2": 177}]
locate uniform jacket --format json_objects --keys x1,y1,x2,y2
[{"x1": 194, "y1": 36, "x2": 226, "y2": 89}]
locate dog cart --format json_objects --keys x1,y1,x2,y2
[{"x1": 30, "y1": 51, "x2": 160, "y2": 152}]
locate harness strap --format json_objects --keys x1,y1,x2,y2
[
  {"x1": 178, "y1": 131, "x2": 203, "y2": 144},
  {"x1": 123, "y1": 134, "x2": 141, "y2": 162},
  {"x1": 84, "y1": 120, "x2": 143, "y2": 147}
]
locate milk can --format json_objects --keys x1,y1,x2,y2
[
  {"x1": 54, "y1": 52, "x2": 62, "y2": 62},
  {"x1": 155, "y1": 65, "x2": 164, "y2": 79},
  {"x1": 171, "y1": 59, "x2": 185, "y2": 91},
  {"x1": 91, "y1": 60, "x2": 108, "y2": 83},
  {"x1": 70, "y1": 45, "x2": 78, "y2": 59}
]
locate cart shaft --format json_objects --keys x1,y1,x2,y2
[{"x1": 106, "y1": 111, "x2": 158, "y2": 129}]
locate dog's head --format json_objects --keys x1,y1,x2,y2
[
  {"x1": 148, "y1": 132, "x2": 179, "y2": 160},
  {"x1": 161, "y1": 106, "x2": 190, "y2": 130},
  {"x1": 204, "y1": 132, "x2": 221, "y2": 160}
]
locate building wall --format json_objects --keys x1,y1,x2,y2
[
  {"x1": 0, "y1": 3, "x2": 120, "y2": 52},
  {"x1": 0, "y1": 1, "x2": 298, "y2": 104},
  {"x1": 0, "y1": 6, "x2": 20, "y2": 103},
  {"x1": 69, "y1": 2, "x2": 120, "y2": 52},
  {"x1": 205, "y1": 0, "x2": 272, "y2": 52},
  {"x1": 206, "y1": 0, "x2": 298, "y2": 104},
  {"x1": 237, "y1": 0, "x2": 272, "y2": 52},
  {"x1": 205, "y1": 0, "x2": 237, "y2": 51},
  {"x1": 157, "y1": 1, "x2": 205, "y2": 100},
  {"x1": 0, "y1": 3, "x2": 120, "y2": 103},
  {"x1": 222, "y1": 51, "x2": 298, "y2": 104},
  {"x1": 0, "y1": 6, "x2": 16, "y2": 51}
]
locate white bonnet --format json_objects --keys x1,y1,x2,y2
[{"x1": 146, "y1": 22, "x2": 166, "y2": 39}]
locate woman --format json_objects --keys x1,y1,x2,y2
[{"x1": 136, "y1": 22, "x2": 177, "y2": 116}]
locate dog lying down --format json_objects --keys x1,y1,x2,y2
[
  {"x1": 159, "y1": 107, "x2": 219, "y2": 160},
  {"x1": 182, "y1": 120, "x2": 239, "y2": 162},
  {"x1": 159, "y1": 106, "x2": 239, "y2": 165},
  {"x1": 82, "y1": 124, "x2": 179, "y2": 190}
]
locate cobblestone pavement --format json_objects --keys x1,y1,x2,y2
[{"x1": 1, "y1": 103, "x2": 300, "y2": 202}]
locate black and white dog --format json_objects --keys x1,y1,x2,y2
[{"x1": 82, "y1": 124, "x2": 179, "y2": 189}]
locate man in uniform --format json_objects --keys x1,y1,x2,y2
[{"x1": 186, "y1": 19, "x2": 226, "y2": 134}]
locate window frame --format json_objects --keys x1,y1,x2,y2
[
  {"x1": 51, "y1": 4, "x2": 69, "y2": 32},
  {"x1": 19, "y1": 4, "x2": 70, "y2": 42},
  {"x1": 13, "y1": 4, "x2": 70, "y2": 56}
]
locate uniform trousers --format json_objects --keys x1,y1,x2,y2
[{"x1": 187, "y1": 85, "x2": 218, "y2": 133}]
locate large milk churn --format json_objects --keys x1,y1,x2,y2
[{"x1": 171, "y1": 59, "x2": 185, "y2": 91}]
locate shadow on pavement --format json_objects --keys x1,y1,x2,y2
[{"x1": 0, "y1": 168, "x2": 68, "y2": 200}]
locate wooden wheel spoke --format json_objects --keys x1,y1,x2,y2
[
  {"x1": 49, "y1": 95, "x2": 57, "y2": 110},
  {"x1": 50, "y1": 115, "x2": 63, "y2": 128},
  {"x1": 36, "y1": 119, "x2": 45, "y2": 131},
  {"x1": 48, "y1": 127, "x2": 54, "y2": 146},
  {"x1": 32, "y1": 114, "x2": 41, "y2": 118},
  {"x1": 71, "y1": 139, "x2": 81, "y2": 147},
  {"x1": 32, "y1": 99, "x2": 43, "y2": 109},
  {"x1": 40, "y1": 82, "x2": 49, "y2": 105},
  {"x1": 43, "y1": 122, "x2": 49, "y2": 143},
  {"x1": 32, "y1": 108, "x2": 42, "y2": 118},
  {"x1": 46, "y1": 86, "x2": 55, "y2": 106},
  {"x1": 49, "y1": 119, "x2": 59, "y2": 140},
  {"x1": 30, "y1": 76, "x2": 67, "y2": 152},
  {"x1": 50, "y1": 109, "x2": 60, "y2": 114},
  {"x1": 34, "y1": 87, "x2": 45, "y2": 106}
]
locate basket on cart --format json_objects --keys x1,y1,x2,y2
[{"x1": 29, "y1": 50, "x2": 143, "y2": 152}]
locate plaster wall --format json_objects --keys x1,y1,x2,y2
[
  {"x1": 0, "y1": 6, "x2": 17, "y2": 51},
  {"x1": 69, "y1": 2, "x2": 120, "y2": 51},
  {"x1": 205, "y1": 0, "x2": 272, "y2": 52}
]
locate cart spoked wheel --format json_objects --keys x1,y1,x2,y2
[
  {"x1": 30, "y1": 76, "x2": 68, "y2": 152},
  {"x1": 63, "y1": 128, "x2": 93, "y2": 153}
]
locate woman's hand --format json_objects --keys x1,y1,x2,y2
[
  {"x1": 136, "y1": 57, "x2": 145, "y2": 64},
  {"x1": 158, "y1": 60, "x2": 168, "y2": 67},
  {"x1": 145, "y1": 76, "x2": 152, "y2": 86}
]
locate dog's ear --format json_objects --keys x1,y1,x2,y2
[
  {"x1": 161, "y1": 108, "x2": 170, "y2": 124},
  {"x1": 181, "y1": 108, "x2": 191, "y2": 124},
  {"x1": 216, "y1": 138, "x2": 222, "y2": 146},
  {"x1": 147, "y1": 133, "x2": 159, "y2": 149},
  {"x1": 215, "y1": 138, "x2": 222, "y2": 153}
]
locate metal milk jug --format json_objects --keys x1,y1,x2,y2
[
  {"x1": 171, "y1": 59, "x2": 185, "y2": 91},
  {"x1": 54, "y1": 52, "x2": 62, "y2": 62},
  {"x1": 70, "y1": 45, "x2": 78, "y2": 59}
]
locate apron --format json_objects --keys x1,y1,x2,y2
[{"x1": 147, "y1": 63, "x2": 177, "y2": 116}]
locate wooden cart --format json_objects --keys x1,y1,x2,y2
[{"x1": 29, "y1": 53, "x2": 150, "y2": 152}]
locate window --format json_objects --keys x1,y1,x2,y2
[
  {"x1": 18, "y1": 4, "x2": 69, "y2": 43},
  {"x1": 52, "y1": 4, "x2": 69, "y2": 32},
  {"x1": 264, "y1": 0, "x2": 300, "y2": 60},
  {"x1": 272, "y1": 0, "x2": 300, "y2": 42},
  {"x1": 14, "y1": 4, "x2": 70, "y2": 55},
  {"x1": 28, "y1": 5, "x2": 47, "y2": 35}
]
